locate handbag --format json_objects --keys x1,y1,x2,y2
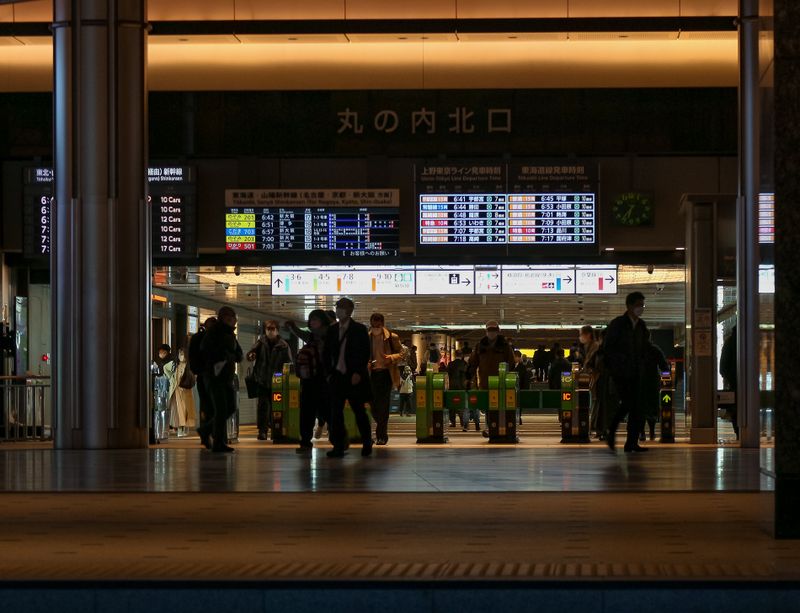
[
  {"x1": 178, "y1": 366, "x2": 196, "y2": 390},
  {"x1": 244, "y1": 367, "x2": 260, "y2": 399}
]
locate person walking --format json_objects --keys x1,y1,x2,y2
[
  {"x1": 467, "y1": 321, "x2": 516, "y2": 437},
  {"x1": 295, "y1": 310, "x2": 331, "y2": 455},
  {"x1": 719, "y1": 324, "x2": 740, "y2": 439},
  {"x1": 200, "y1": 306, "x2": 243, "y2": 453},
  {"x1": 323, "y1": 297, "x2": 373, "y2": 458},
  {"x1": 548, "y1": 348, "x2": 572, "y2": 390},
  {"x1": 172, "y1": 346, "x2": 197, "y2": 437},
  {"x1": 398, "y1": 366, "x2": 415, "y2": 417},
  {"x1": 189, "y1": 317, "x2": 216, "y2": 449},
  {"x1": 602, "y1": 291, "x2": 651, "y2": 453},
  {"x1": 447, "y1": 350, "x2": 469, "y2": 430},
  {"x1": 368, "y1": 312, "x2": 404, "y2": 446},
  {"x1": 247, "y1": 320, "x2": 292, "y2": 441},
  {"x1": 640, "y1": 339, "x2": 669, "y2": 442}
]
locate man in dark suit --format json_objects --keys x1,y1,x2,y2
[
  {"x1": 602, "y1": 291, "x2": 651, "y2": 453},
  {"x1": 323, "y1": 297, "x2": 373, "y2": 458}
]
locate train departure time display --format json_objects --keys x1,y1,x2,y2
[
  {"x1": 416, "y1": 160, "x2": 598, "y2": 254},
  {"x1": 22, "y1": 166, "x2": 197, "y2": 259},
  {"x1": 224, "y1": 190, "x2": 400, "y2": 258}
]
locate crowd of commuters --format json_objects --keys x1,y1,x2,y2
[{"x1": 153, "y1": 290, "x2": 684, "y2": 455}]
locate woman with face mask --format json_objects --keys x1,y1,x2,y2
[{"x1": 247, "y1": 319, "x2": 293, "y2": 441}]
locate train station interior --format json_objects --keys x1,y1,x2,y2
[{"x1": 1, "y1": 0, "x2": 799, "y2": 610}]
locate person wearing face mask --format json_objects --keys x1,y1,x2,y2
[
  {"x1": 602, "y1": 291, "x2": 651, "y2": 453},
  {"x1": 323, "y1": 297, "x2": 373, "y2": 458},
  {"x1": 367, "y1": 312, "x2": 404, "y2": 446},
  {"x1": 247, "y1": 319, "x2": 293, "y2": 441},
  {"x1": 467, "y1": 321, "x2": 516, "y2": 437}
]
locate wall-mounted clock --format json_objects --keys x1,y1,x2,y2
[{"x1": 612, "y1": 192, "x2": 654, "y2": 227}]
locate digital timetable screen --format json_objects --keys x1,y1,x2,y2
[
  {"x1": 224, "y1": 190, "x2": 400, "y2": 259},
  {"x1": 415, "y1": 160, "x2": 598, "y2": 255},
  {"x1": 418, "y1": 193, "x2": 595, "y2": 245}
]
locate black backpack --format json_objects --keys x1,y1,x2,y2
[{"x1": 188, "y1": 329, "x2": 206, "y2": 375}]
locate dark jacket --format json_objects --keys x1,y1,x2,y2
[
  {"x1": 249, "y1": 336, "x2": 292, "y2": 388},
  {"x1": 513, "y1": 361, "x2": 532, "y2": 390},
  {"x1": 467, "y1": 335, "x2": 516, "y2": 390},
  {"x1": 719, "y1": 325, "x2": 737, "y2": 389},
  {"x1": 200, "y1": 320, "x2": 243, "y2": 385},
  {"x1": 324, "y1": 318, "x2": 372, "y2": 398},
  {"x1": 446, "y1": 358, "x2": 469, "y2": 390},
  {"x1": 602, "y1": 312, "x2": 651, "y2": 380},
  {"x1": 548, "y1": 357, "x2": 572, "y2": 390}
]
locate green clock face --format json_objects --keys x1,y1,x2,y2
[{"x1": 612, "y1": 193, "x2": 653, "y2": 227}]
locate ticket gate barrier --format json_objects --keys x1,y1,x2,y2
[
  {"x1": 487, "y1": 362, "x2": 519, "y2": 444},
  {"x1": 343, "y1": 401, "x2": 374, "y2": 444},
  {"x1": 271, "y1": 363, "x2": 301, "y2": 444},
  {"x1": 416, "y1": 363, "x2": 448, "y2": 444},
  {"x1": 560, "y1": 363, "x2": 591, "y2": 444},
  {"x1": 659, "y1": 365, "x2": 676, "y2": 444}
]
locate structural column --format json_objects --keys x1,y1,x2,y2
[
  {"x1": 774, "y1": 0, "x2": 800, "y2": 537},
  {"x1": 52, "y1": 0, "x2": 150, "y2": 449}
]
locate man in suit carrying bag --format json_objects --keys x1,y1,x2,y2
[{"x1": 324, "y1": 297, "x2": 373, "y2": 458}]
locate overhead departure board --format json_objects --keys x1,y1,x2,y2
[
  {"x1": 22, "y1": 168, "x2": 53, "y2": 258},
  {"x1": 224, "y1": 189, "x2": 400, "y2": 258},
  {"x1": 22, "y1": 166, "x2": 197, "y2": 259},
  {"x1": 416, "y1": 161, "x2": 597, "y2": 254}
]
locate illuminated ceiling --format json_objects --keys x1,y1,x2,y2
[{"x1": 0, "y1": 0, "x2": 740, "y2": 91}]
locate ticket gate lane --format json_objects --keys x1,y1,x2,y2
[
  {"x1": 486, "y1": 362, "x2": 519, "y2": 444},
  {"x1": 560, "y1": 363, "x2": 591, "y2": 444},
  {"x1": 416, "y1": 363, "x2": 448, "y2": 444},
  {"x1": 659, "y1": 364, "x2": 676, "y2": 444},
  {"x1": 270, "y1": 364, "x2": 301, "y2": 444}
]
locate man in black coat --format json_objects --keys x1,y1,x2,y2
[
  {"x1": 602, "y1": 291, "x2": 651, "y2": 453},
  {"x1": 200, "y1": 306, "x2": 243, "y2": 453},
  {"x1": 323, "y1": 297, "x2": 373, "y2": 458}
]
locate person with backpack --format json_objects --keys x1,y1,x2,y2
[
  {"x1": 190, "y1": 317, "x2": 216, "y2": 449},
  {"x1": 296, "y1": 310, "x2": 331, "y2": 455},
  {"x1": 247, "y1": 319, "x2": 292, "y2": 441}
]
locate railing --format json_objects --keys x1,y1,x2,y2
[{"x1": 1, "y1": 376, "x2": 52, "y2": 442}]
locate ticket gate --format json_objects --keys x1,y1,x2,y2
[
  {"x1": 416, "y1": 363, "x2": 448, "y2": 444},
  {"x1": 271, "y1": 363, "x2": 301, "y2": 444},
  {"x1": 486, "y1": 362, "x2": 519, "y2": 444},
  {"x1": 560, "y1": 363, "x2": 591, "y2": 444},
  {"x1": 659, "y1": 363, "x2": 677, "y2": 444}
]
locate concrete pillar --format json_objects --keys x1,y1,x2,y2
[
  {"x1": 52, "y1": 0, "x2": 149, "y2": 448},
  {"x1": 774, "y1": 0, "x2": 800, "y2": 538}
]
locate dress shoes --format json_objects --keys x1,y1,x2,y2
[
  {"x1": 326, "y1": 448, "x2": 346, "y2": 458},
  {"x1": 212, "y1": 444, "x2": 235, "y2": 453},
  {"x1": 361, "y1": 444, "x2": 373, "y2": 457},
  {"x1": 624, "y1": 444, "x2": 649, "y2": 453}
]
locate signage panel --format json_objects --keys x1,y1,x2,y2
[
  {"x1": 415, "y1": 266, "x2": 476, "y2": 295},
  {"x1": 225, "y1": 189, "x2": 400, "y2": 258},
  {"x1": 23, "y1": 166, "x2": 197, "y2": 259},
  {"x1": 501, "y1": 266, "x2": 575, "y2": 295},
  {"x1": 575, "y1": 266, "x2": 617, "y2": 295},
  {"x1": 474, "y1": 266, "x2": 502, "y2": 294},
  {"x1": 415, "y1": 161, "x2": 597, "y2": 254},
  {"x1": 271, "y1": 266, "x2": 414, "y2": 296}
]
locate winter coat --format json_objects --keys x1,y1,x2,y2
[
  {"x1": 602, "y1": 312, "x2": 651, "y2": 380},
  {"x1": 200, "y1": 320, "x2": 243, "y2": 386},
  {"x1": 368, "y1": 328, "x2": 404, "y2": 389},
  {"x1": 249, "y1": 336, "x2": 292, "y2": 389},
  {"x1": 548, "y1": 357, "x2": 572, "y2": 390},
  {"x1": 324, "y1": 319, "x2": 372, "y2": 401},
  {"x1": 467, "y1": 335, "x2": 516, "y2": 390},
  {"x1": 580, "y1": 340, "x2": 601, "y2": 391},
  {"x1": 447, "y1": 358, "x2": 469, "y2": 390},
  {"x1": 513, "y1": 361, "x2": 531, "y2": 390}
]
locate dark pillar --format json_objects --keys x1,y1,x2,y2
[
  {"x1": 52, "y1": 0, "x2": 149, "y2": 449},
  {"x1": 738, "y1": 0, "x2": 761, "y2": 449},
  {"x1": 774, "y1": 0, "x2": 800, "y2": 537}
]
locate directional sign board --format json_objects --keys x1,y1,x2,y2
[
  {"x1": 416, "y1": 266, "x2": 475, "y2": 295},
  {"x1": 575, "y1": 266, "x2": 617, "y2": 294},
  {"x1": 502, "y1": 266, "x2": 575, "y2": 295},
  {"x1": 271, "y1": 266, "x2": 414, "y2": 296},
  {"x1": 474, "y1": 267, "x2": 502, "y2": 294}
]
